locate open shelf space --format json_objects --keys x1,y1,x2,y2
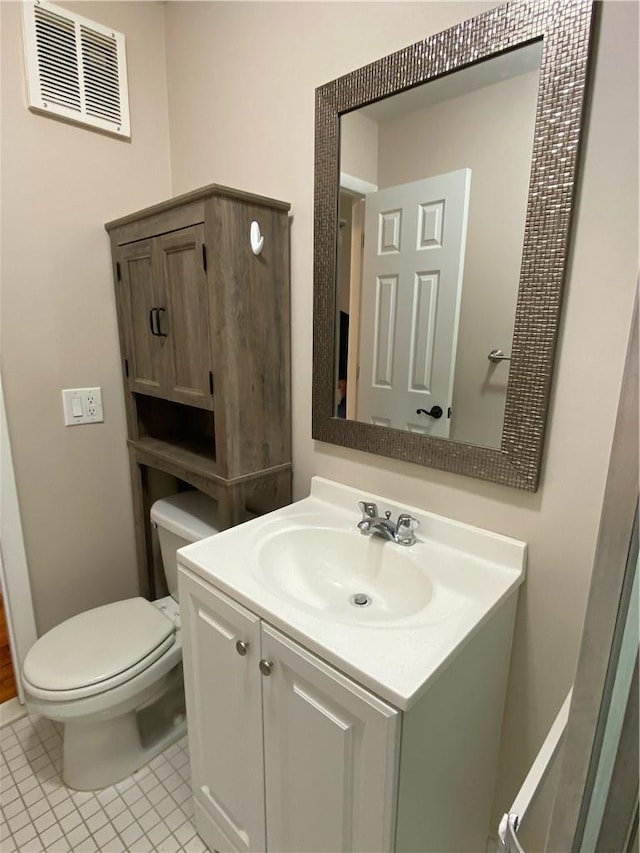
[{"x1": 135, "y1": 394, "x2": 216, "y2": 462}]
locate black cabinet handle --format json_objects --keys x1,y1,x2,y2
[
  {"x1": 149, "y1": 307, "x2": 168, "y2": 337},
  {"x1": 156, "y1": 307, "x2": 168, "y2": 337},
  {"x1": 416, "y1": 406, "x2": 443, "y2": 419}
]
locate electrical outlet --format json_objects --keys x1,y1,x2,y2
[
  {"x1": 62, "y1": 387, "x2": 104, "y2": 426},
  {"x1": 86, "y1": 390, "x2": 99, "y2": 417}
]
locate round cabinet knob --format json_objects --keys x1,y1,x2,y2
[
  {"x1": 259, "y1": 659, "x2": 274, "y2": 676},
  {"x1": 235, "y1": 640, "x2": 249, "y2": 656}
]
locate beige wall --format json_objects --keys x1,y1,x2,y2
[
  {"x1": 0, "y1": 1, "x2": 172, "y2": 633},
  {"x1": 376, "y1": 70, "x2": 540, "y2": 447},
  {"x1": 340, "y1": 110, "x2": 379, "y2": 186},
  {"x1": 163, "y1": 0, "x2": 638, "y2": 832}
]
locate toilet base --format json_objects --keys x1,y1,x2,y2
[{"x1": 62, "y1": 666, "x2": 187, "y2": 791}]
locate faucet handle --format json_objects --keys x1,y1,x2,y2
[
  {"x1": 358, "y1": 501, "x2": 378, "y2": 519},
  {"x1": 395, "y1": 513, "x2": 419, "y2": 545}
]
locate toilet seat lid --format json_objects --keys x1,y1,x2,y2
[{"x1": 23, "y1": 598, "x2": 175, "y2": 692}]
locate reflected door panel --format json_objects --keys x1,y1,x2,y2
[{"x1": 356, "y1": 169, "x2": 471, "y2": 438}]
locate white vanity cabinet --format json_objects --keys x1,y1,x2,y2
[
  {"x1": 177, "y1": 477, "x2": 525, "y2": 853},
  {"x1": 179, "y1": 567, "x2": 400, "y2": 853}
]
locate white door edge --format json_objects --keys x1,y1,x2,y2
[
  {"x1": 0, "y1": 374, "x2": 37, "y2": 702},
  {"x1": 445, "y1": 168, "x2": 472, "y2": 414}
]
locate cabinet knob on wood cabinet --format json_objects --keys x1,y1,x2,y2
[
  {"x1": 259, "y1": 659, "x2": 274, "y2": 676},
  {"x1": 235, "y1": 640, "x2": 249, "y2": 656},
  {"x1": 250, "y1": 220, "x2": 264, "y2": 256}
]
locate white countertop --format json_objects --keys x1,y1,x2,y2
[{"x1": 177, "y1": 477, "x2": 526, "y2": 710}]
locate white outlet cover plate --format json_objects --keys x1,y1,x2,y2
[{"x1": 62, "y1": 387, "x2": 104, "y2": 426}]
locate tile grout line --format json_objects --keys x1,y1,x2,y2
[
  {"x1": 4, "y1": 718, "x2": 84, "y2": 851},
  {"x1": 1, "y1": 750, "x2": 23, "y2": 851},
  {"x1": 1, "y1": 715, "x2": 205, "y2": 853},
  {"x1": 1, "y1": 718, "x2": 50, "y2": 852}
]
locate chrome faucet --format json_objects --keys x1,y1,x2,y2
[{"x1": 357, "y1": 501, "x2": 419, "y2": 546}]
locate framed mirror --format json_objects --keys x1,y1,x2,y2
[{"x1": 313, "y1": 0, "x2": 596, "y2": 491}]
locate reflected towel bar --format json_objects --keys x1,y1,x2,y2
[{"x1": 488, "y1": 349, "x2": 512, "y2": 363}]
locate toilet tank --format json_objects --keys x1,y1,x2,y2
[{"x1": 150, "y1": 492, "x2": 220, "y2": 601}]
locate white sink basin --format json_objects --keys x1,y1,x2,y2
[
  {"x1": 256, "y1": 526, "x2": 434, "y2": 622},
  {"x1": 178, "y1": 477, "x2": 526, "y2": 709}
]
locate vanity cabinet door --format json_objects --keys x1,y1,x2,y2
[
  {"x1": 157, "y1": 225, "x2": 214, "y2": 411},
  {"x1": 117, "y1": 239, "x2": 171, "y2": 399},
  {"x1": 179, "y1": 569, "x2": 266, "y2": 853},
  {"x1": 116, "y1": 226, "x2": 214, "y2": 410},
  {"x1": 260, "y1": 623, "x2": 400, "y2": 853}
]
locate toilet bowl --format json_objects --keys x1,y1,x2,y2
[{"x1": 22, "y1": 491, "x2": 220, "y2": 791}]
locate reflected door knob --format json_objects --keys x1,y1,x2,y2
[{"x1": 416, "y1": 406, "x2": 443, "y2": 419}]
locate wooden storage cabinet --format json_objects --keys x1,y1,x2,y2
[
  {"x1": 179, "y1": 567, "x2": 400, "y2": 853},
  {"x1": 106, "y1": 185, "x2": 292, "y2": 595},
  {"x1": 118, "y1": 225, "x2": 213, "y2": 409}
]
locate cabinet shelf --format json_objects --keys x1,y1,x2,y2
[
  {"x1": 129, "y1": 437, "x2": 220, "y2": 481},
  {"x1": 130, "y1": 437, "x2": 292, "y2": 488}
]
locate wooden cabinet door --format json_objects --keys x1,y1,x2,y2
[
  {"x1": 117, "y1": 239, "x2": 171, "y2": 398},
  {"x1": 157, "y1": 225, "x2": 214, "y2": 411},
  {"x1": 261, "y1": 623, "x2": 400, "y2": 853},
  {"x1": 179, "y1": 569, "x2": 266, "y2": 853}
]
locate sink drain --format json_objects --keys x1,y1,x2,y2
[{"x1": 351, "y1": 593, "x2": 372, "y2": 608}]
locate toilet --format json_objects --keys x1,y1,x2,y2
[{"x1": 22, "y1": 490, "x2": 220, "y2": 791}]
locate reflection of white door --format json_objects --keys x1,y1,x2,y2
[{"x1": 356, "y1": 169, "x2": 471, "y2": 438}]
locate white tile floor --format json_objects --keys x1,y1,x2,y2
[{"x1": 0, "y1": 713, "x2": 210, "y2": 852}]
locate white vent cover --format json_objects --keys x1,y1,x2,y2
[{"x1": 22, "y1": 0, "x2": 130, "y2": 138}]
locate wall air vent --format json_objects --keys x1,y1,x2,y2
[{"x1": 22, "y1": 0, "x2": 130, "y2": 138}]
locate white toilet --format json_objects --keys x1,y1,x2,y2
[{"x1": 22, "y1": 490, "x2": 219, "y2": 791}]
